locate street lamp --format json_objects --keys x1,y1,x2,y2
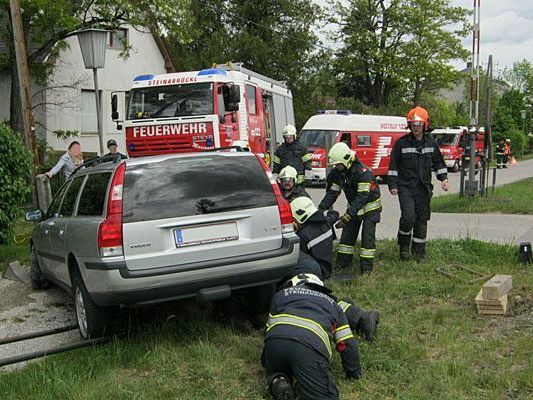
[{"x1": 77, "y1": 28, "x2": 108, "y2": 155}]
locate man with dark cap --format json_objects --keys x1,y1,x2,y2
[{"x1": 104, "y1": 139, "x2": 128, "y2": 159}]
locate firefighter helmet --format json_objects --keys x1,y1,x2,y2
[
  {"x1": 278, "y1": 166, "x2": 298, "y2": 181},
  {"x1": 289, "y1": 273, "x2": 324, "y2": 288},
  {"x1": 290, "y1": 196, "x2": 318, "y2": 224},
  {"x1": 406, "y1": 106, "x2": 430, "y2": 130},
  {"x1": 282, "y1": 124, "x2": 297, "y2": 137},
  {"x1": 328, "y1": 142, "x2": 355, "y2": 167},
  {"x1": 505, "y1": 139, "x2": 511, "y2": 143}
]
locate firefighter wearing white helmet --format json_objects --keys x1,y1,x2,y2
[
  {"x1": 318, "y1": 142, "x2": 382, "y2": 275},
  {"x1": 277, "y1": 166, "x2": 311, "y2": 202},
  {"x1": 272, "y1": 124, "x2": 312, "y2": 184},
  {"x1": 262, "y1": 266, "x2": 362, "y2": 400}
]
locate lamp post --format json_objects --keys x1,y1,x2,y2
[
  {"x1": 521, "y1": 109, "x2": 527, "y2": 157},
  {"x1": 77, "y1": 29, "x2": 108, "y2": 155}
]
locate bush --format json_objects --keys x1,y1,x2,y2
[
  {"x1": 0, "y1": 123, "x2": 32, "y2": 244},
  {"x1": 493, "y1": 128, "x2": 527, "y2": 154}
]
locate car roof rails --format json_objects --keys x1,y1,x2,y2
[{"x1": 71, "y1": 154, "x2": 124, "y2": 176}]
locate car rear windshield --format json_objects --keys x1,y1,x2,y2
[{"x1": 122, "y1": 155, "x2": 277, "y2": 222}]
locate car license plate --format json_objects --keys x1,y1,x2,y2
[{"x1": 174, "y1": 221, "x2": 239, "y2": 248}]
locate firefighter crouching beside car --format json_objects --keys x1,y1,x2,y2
[
  {"x1": 272, "y1": 124, "x2": 312, "y2": 184},
  {"x1": 387, "y1": 106, "x2": 449, "y2": 262},
  {"x1": 277, "y1": 166, "x2": 311, "y2": 202},
  {"x1": 318, "y1": 142, "x2": 382, "y2": 275},
  {"x1": 262, "y1": 272, "x2": 361, "y2": 400}
]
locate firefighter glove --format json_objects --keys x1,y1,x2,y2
[{"x1": 335, "y1": 213, "x2": 352, "y2": 229}]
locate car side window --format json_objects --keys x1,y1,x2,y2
[
  {"x1": 46, "y1": 183, "x2": 70, "y2": 218},
  {"x1": 59, "y1": 176, "x2": 85, "y2": 217},
  {"x1": 77, "y1": 173, "x2": 112, "y2": 216}
]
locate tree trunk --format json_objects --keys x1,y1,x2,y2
[{"x1": 10, "y1": 56, "x2": 24, "y2": 135}]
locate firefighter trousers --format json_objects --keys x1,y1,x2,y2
[
  {"x1": 262, "y1": 338, "x2": 339, "y2": 400},
  {"x1": 397, "y1": 188, "x2": 431, "y2": 255},
  {"x1": 336, "y1": 212, "x2": 380, "y2": 272}
]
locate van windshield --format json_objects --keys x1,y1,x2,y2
[
  {"x1": 127, "y1": 83, "x2": 214, "y2": 120},
  {"x1": 299, "y1": 130, "x2": 339, "y2": 148},
  {"x1": 432, "y1": 133, "x2": 458, "y2": 146}
]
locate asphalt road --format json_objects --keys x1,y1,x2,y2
[{"x1": 307, "y1": 158, "x2": 533, "y2": 245}]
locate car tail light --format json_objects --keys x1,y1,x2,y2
[
  {"x1": 98, "y1": 162, "x2": 126, "y2": 256},
  {"x1": 255, "y1": 155, "x2": 294, "y2": 234}
]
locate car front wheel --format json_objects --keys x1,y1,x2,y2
[{"x1": 30, "y1": 247, "x2": 49, "y2": 290}]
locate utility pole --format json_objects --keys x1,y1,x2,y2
[
  {"x1": 10, "y1": 0, "x2": 39, "y2": 207},
  {"x1": 466, "y1": 0, "x2": 481, "y2": 197}
]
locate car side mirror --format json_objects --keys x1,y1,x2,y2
[{"x1": 25, "y1": 209, "x2": 44, "y2": 222}]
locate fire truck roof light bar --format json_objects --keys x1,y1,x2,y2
[
  {"x1": 198, "y1": 68, "x2": 228, "y2": 76},
  {"x1": 317, "y1": 110, "x2": 352, "y2": 115},
  {"x1": 133, "y1": 74, "x2": 155, "y2": 81}
]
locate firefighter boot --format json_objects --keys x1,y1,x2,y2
[
  {"x1": 356, "y1": 311, "x2": 380, "y2": 342},
  {"x1": 411, "y1": 243, "x2": 426, "y2": 262},
  {"x1": 270, "y1": 375, "x2": 294, "y2": 400},
  {"x1": 399, "y1": 246, "x2": 410, "y2": 261}
]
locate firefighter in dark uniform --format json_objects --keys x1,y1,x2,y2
[
  {"x1": 387, "y1": 106, "x2": 449, "y2": 262},
  {"x1": 318, "y1": 142, "x2": 382, "y2": 274},
  {"x1": 277, "y1": 166, "x2": 311, "y2": 202},
  {"x1": 290, "y1": 196, "x2": 338, "y2": 279},
  {"x1": 495, "y1": 139, "x2": 505, "y2": 168},
  {"x1": 262, "y1": 273, "x2": 362, "y2": 400},
  {"x1": 272, "y1": 124, "x2": 312, "y2": 184}
]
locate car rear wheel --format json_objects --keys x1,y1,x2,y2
[
  {"x1": 30, "y1": 247, "x2": 49, "y2": 290},
  {"x1": 72, "y1": 271, "x2": 120, "y2": 339}
]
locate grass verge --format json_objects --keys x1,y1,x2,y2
[
  {"x1": 1, "y1": 239, "x2": 532, "y2": 399},
  {"x1": 432, "y1": 177, "x2": 533, "y2": 214},
  {"x1": 0, "y1": 218, "x2": 34, "y2": 273}
]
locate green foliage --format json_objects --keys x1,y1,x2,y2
[
  {"x1": 333, "y1": 0, "x2": 470, "y2": 108},
  {"x1": 501, "y1": 59, "x2": 533, "y2": 94},
  {"x1": 420, "y1": 94, "x2": 469, "y2": 127},
  {"x1": 0, "y1": 123, "x2": 32, "y2": 245},
  {"x1": 493, "y1": 89, "x2": 525, "y2": 133},
  {"x1": 53, "y1": 129, "x2": 79, "y2": 140}
]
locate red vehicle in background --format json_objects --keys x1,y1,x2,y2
[
  {"x1": 430, "y1": 127, "x2": 485, "y2": 172},
  {"x1": 299, "y1": 111, "x2": 409, "y2": 183}
]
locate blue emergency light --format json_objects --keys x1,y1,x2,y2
[
  {"x1": 133, "y1": 74, "x2": 155, "y2": 82},
  {"x1": 317, "y1": 110, "x2": 352, "y2": 115},
  {"x1": 198, "y1": 68, "x2": 227, "y2": 76}
]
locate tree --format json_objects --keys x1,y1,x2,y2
[
  {"x1": 492, "y1": 89, "x2": 524, "y2": 134},
  {"x1": 0, "y1": 0, "x2": 191, "y2": 134},
  {"x1": 501, "y1": 59, "x2": 533, "y2": 94},
  {"x1": 333, "y1": 0, "x2": 470, "y2": 108}
]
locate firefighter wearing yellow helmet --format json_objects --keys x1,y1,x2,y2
[
  {"x1": 318, "y1": 142, "x2": 382, "y2": 275},
  {"x1": 277, "y1": 166, "x2": 311, "y2": 202},
  {"x1": 272, "y1": 124, "x2": 312, "y2": 184},
  {"x1": 387, "y1": 106, "x2": 449, "y2": 262}
]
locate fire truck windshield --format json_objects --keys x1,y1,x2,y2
[
  {"x1": 127, "y1": 83, "x2": 214, "y2": 120},
  {"x1": 299, "y1": 130, "x2": 339, "y2": 148},
  {"x1": 432, "y1": 133, "x2": 458, "y2": 146}
]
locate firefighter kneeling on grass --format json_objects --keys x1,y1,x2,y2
[
  {"x1": 318, "y1": 142, "x2": 382, "y2": 275},
  {"x1": 262, "y1": 273, "x2": 361, "y2": 400},
  {"x1": 273, "y1": 124, "x2": 312, "y2": 184}
]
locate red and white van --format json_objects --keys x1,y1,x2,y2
[
  {"x1": 299, "y1": 111, "x2": 409, "y2": 182},
  {"x1": 112, "y1": 63, "x2": 295, "y2": 158},
  {"x1": 431, "y1": 127, "x2": 485, "y2": 172}
]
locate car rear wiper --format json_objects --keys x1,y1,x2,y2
[{"x1": 195, "y1": 199, "x2": 253, "y2": 214}]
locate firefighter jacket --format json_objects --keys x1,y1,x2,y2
[
  {"x1": 272, "y1": 140, "x2": 312, "y2": 175},
  {"x1": 318, "y1": 160, "x2": 382, "y2": 219},
  {"x1": 297, "y1": 210, "x2": 339, "y2": 279},
  {"x1": 387, "y1": 133, "x2": 448, "y2": 193},
  {"x1": 496, "y1": 143, "x2": 505, "y2": 155},
  {"x1": 265, "y1": 285, "x2": 361, "y2": 377},
  {"x1": 282, "y1": 184, "x2": 311, "y2": 203}
]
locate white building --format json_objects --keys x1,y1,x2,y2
[{"x1": 1, "y1": 27, "x2": 175, "y2": 154}]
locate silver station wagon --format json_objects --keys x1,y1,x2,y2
[{"x1": 26, "y1": 151, "x2": 299, "y2": 339}]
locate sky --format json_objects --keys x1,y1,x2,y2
[{"x1": 451, "y1": 0, "x2": 533, "y2": 70}]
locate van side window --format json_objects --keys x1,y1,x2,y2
[
  {"x1": 77, "y1": 173, "x2": 112, "y2": 216},
  {"x1": 59, "y1": 176, "x2": 85, "y2": 217},
  {"x1": 245, "y1": 84, "x2": 257, "y2": 115},
  {"x1": 340, "y1": 133, "x2": 351, "y2": 147},
  {"x1": 357, "y1": 135, "x2": 371, "y2": 147}
]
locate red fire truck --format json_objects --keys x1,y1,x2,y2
[
  {"x1": 430, "y1": 127, "x2": 485, "y2": 172},
  {"x1": 112, "y1": 63, "x2": 295, "y2": 157},
  {"x1": 299, "y1": 111, "x2": 409, "y2": 182}
]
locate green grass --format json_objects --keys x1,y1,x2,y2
[
  {"x1": 0, "y1": 218, "x2": 34, "y2": 273},
  {"x1": 432, "y1": 177, "x2": 533, "y2": 214},
  {"x1": 1, "y1": 239, "x2": 532, "y2": 399}
]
